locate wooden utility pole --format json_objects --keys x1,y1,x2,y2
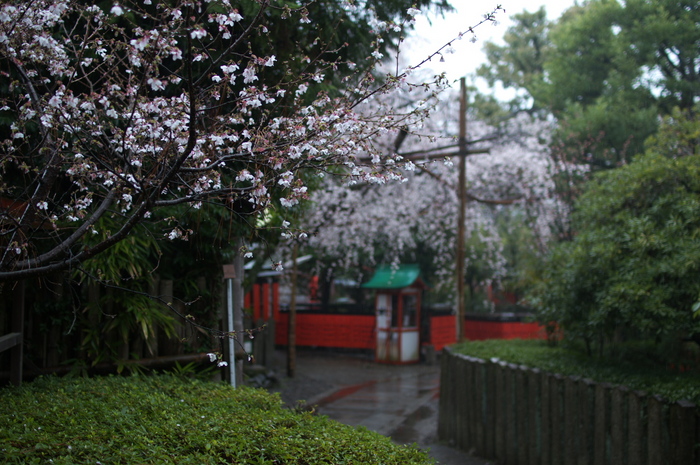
[{"x1": 456, "y1": 78, "x2": 467, "y2": 342}]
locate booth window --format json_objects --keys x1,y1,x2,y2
[{"x1": 402, "y1": 294, "x2": 417, "y2": 327}]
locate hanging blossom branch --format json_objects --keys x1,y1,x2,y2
[{"x1": 0, "y1": 0, "x2": 501, "y2": 281}]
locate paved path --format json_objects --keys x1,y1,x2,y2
[{"x1": 269, "y1": 350, "x2": 493, "y2": 465}]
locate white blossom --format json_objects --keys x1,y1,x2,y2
[
  {"x1": 190, "y1": 28, "x2": 206, "y2": 39},
  {"x1": 110, "y1": 4, "x2": 124, "y2": 16},
  {"x1": 407, "y1": 7, "x2": 421, "y2": 17},
  {"x1": 242, "y1": 67, "x2": 258, "y2": 84}
]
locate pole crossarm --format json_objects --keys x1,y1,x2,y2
[
  {"x1": 416, "y1": 157, "x2": 521, "y2": 206},
  {"x1": 467, "y1": 193, "x2": 523, "y2": 205},
  {"x1": 407, "y1": 148, "x2": 490, "y2": 161},
  {"x1": 355, "y1": 145, "x2": 491, "y2": 165},
  {"x1": 397, "y1": 135, "x2": 498, "y2": 158}
]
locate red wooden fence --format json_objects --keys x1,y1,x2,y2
[
  {"x1": 275, "y1": 313, "x2": 376, "y2": 349},
  {"x1": 245, "y1": 283, "x2": 545, "y2": 351},
  {"x1": 463, "y1": 318, "x2": 546, "y2": 341},
  {"x1": 429, "y1": 315, "x2": 457, "y2": 351}
]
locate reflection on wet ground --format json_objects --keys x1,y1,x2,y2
[
  {"x1": 315, "y1": 370, "x2": 440, "y2": 439},
  {"x1": 277, "y1": 351, "x2": 493, "y2": 465}
]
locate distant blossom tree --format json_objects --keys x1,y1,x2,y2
[{"x1": 295, "y1": 98, "x2": 563, "y2": 294}]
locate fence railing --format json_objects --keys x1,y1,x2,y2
[{"x1": 438, "y1": 348, "x2": 699, "y2": 465}]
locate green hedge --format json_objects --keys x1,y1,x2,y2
[
  {"x1": 0, "y1": 375, "x2": 434, "y2": 464},
  {"x1": 452, "y1": 339, "x2": 700, "y2": 404}
]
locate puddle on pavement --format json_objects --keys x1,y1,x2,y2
[{"x1": 388, "y1": 404, "x2": 437, "y2": 445}]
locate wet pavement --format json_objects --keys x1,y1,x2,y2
[{"x1": 269, "y1": 350, "x2": 494, "y2": 465}]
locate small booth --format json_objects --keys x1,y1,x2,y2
[{"x1": 362, "y1": 264, "x2": 426, "y2": 364}]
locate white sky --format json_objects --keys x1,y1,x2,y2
[{"x1": 403, "y1": 1, "x2": 577, "y2": 94}]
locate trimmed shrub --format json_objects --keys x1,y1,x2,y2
[{"x1": 0, "y1": 375, "x2": 434, "y2": 464}]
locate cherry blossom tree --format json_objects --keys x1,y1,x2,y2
[
  {"x1": 0, "y1": 0, "x2": 500, "y2": 282},
  {"x1": 295, "y1": 95, "x2": 566, "y2": 298}
]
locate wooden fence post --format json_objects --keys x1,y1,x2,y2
[
  {"x1": 540, "y1": 372, "x2": 552, "y2": 465},
  {"x1": 474, "y1": 359, "x2": 486, "y2": 457},
  {"x1": 438, "y1": 349, "x2": 450, "y2": 442},
  {"x1": 670, "y1": 400, "x2": 696, "y2": 465},
  {"x1": 577, "y1": 379, "x2": 595, "y2": 465},
  {"x1": 516, "y1": 366, "x2": 529, "y2": 464},
  {"x1": 504, "y1": 364, "x2": 517, "y2": 465},
  {"x1": 550, "y1": 374, "x2": 564, "y2": 465},
  {"x1": 647, "y1": 395, "x2": 664, "y2": 465},
  {"x1": 459, "y1": 355, "x2": 473, "y2": 451},
  {"x1": 10, "y1": 281, "x2": 25, "y2": 386},
  {"x1": 483, "y1": 359, "x2": 496, "y2": 459},
  {"x1": 147, "y1": 276, "x2": 160, "y2": 356},
  {"x1": 494, "y1": 361, "x2": 507, "y2": 464},
  {"x1": 253, "y1": 318, "x2": 265, "y2": 365},
  {"x1": 158, "y1": 279, "x2": 176, "y2": 356},
  {"x1": 528, "y1": 368, "x2": 541, "y2": 465},
  {"x1": 264, "y1": 318, "x2": 275, "y2": 367},
  {"x1": 564, "y1": 376, "x2": 579, "y2": 465},
  {"x1": 627, "y1": 391, "x2": 646, "y2": 465},
  {"x1": 594, "y1": 383, "x2": 610, "y2": 465},
  {"x1": 610, "y1": 386, "x2": 628, "y2": 464}
]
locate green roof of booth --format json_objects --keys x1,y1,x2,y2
[{"x1": 361, "y1": 264, "x2": 425, "y2": 289}]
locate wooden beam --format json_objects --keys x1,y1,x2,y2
[
  {"x1": 0, "y1": 332, "x2": 22, "y2": 353},
  {"x1": 355, "y1": 148, "x2": 489, "y2": 165}
]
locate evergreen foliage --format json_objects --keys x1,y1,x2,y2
[
  {"x1": 0, "y1": 375, "x2": 435, "y2": 464},
  {"x1": 530, "y1": 109, "x2": 700, "y2": 355}
]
